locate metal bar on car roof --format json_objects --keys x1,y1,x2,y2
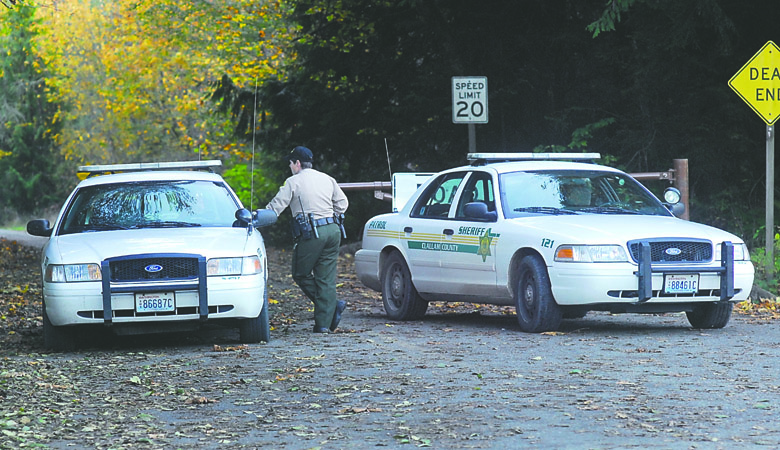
[
  {"x1": 466, "y1": 152, "x2": 602, "y2": 161},
  {"x1": 78, "y1": 160, "x2": 222, "y2": 177}
]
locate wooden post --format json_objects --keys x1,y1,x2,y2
[{"x1": 673, "y1": 159, "x2": 689, "y2": 221}]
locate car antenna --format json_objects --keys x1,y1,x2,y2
[
  {"x1": 250, "y1": 76, "x2": 259, "y2": 210},
  {"x1": 384, "y1": 137, "x2": 392, "y2": 180}
]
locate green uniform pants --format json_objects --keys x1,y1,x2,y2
[{"x1": 291, "y1": 223, "x2": 341, "y2": 329}]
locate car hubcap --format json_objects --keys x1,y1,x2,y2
[
  {"x1": 524, "y1": 279, "x2": 535, "y2": 309},
  {"x1": 390, "y1": 266, "x2": 403, "y2": 304}
]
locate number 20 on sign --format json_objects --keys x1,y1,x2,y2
[{"x1": 452, "y1": 76, "x2": 488, "y2": 124}]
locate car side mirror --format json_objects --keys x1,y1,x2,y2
[
  {"x1": 252, "y1": 209, "x2": 278, "y2": 228},
  {"x1": 234, "y1": 209, "x2": 253, "y2": 227},
  {"x1": 27, "y1": 219, "x2": 53, "y2": 237},
  {"x1": 464, "y1": 202, "x2": 497, "y2": 221},
  {"x1": 464, "y1": 202, "x2": 488, "y2": 218},
  {"x1": 669, "y1": 202, "x2": 686, "y2": 217}
]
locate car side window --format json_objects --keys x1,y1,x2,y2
[
  {"x1": 411, "y1": 172, "x2": 466, "y2": 218},
  {"x1": 455, "y1": 172, "x2": 495, "y2": 219}
]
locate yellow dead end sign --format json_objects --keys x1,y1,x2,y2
[{"x1": 729, "y1": 41, "x2": 780, "y2": 125}]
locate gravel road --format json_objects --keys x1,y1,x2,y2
[{"x1": 1, "y1": 233, "x2": 778, "y2": 449}]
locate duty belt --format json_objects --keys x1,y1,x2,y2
[{"x1": 312, "y1": 217, "x2": 336, "y2": 227}]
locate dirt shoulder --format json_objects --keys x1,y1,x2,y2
[{"x1": 2, "y1": 237, "x2": 780, "y2": 449}]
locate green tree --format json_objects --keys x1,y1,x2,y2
[
  {"x1": 222, "y1": 1, "x2": 630, "y2": 177},
  {"x1": 0, "y1": 2, "x2": 63, "y2": 213},
  {"x1": 216, "y1": 0, "x2": 625, "y2": 238},
  {"x1": 587, "y1": 0, "x2": 640, "y2": 37},
  {"x1": 216, "y1": 0, "x2": 776, "y2": 246}
]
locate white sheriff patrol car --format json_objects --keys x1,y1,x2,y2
[
  {"x1": 27, "y1": 161, "x2": 277, "y2": 350},
  {"x1": 355, "y1": 153, "x2": 755, "y2": 332}
]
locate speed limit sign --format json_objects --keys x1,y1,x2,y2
[{"x1": 452, "y1": 76, "x2": 488, "y2": 124}]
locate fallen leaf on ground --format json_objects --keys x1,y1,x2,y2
[
  {"x1": 337, "y1": 407, "x2": 382, "y2": 414},
  {"x1": 212, "y1": 344, "x2": 249, "y2": 352},
  {"x1": 186, "y1": 396, "x2": 218, "y2": 404}
]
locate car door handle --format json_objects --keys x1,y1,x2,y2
[
  {"x1": 443, "y1": 229, "x2": 454, "y2": 236},
  {"x1": 404, "y1": 227, "x2": 413, "y2": 234}
]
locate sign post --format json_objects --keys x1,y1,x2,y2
[
  {"x1": 452, "y1": 76, "x2": 488, "y2": 153},
  {"x1": 729, "y1": 40, "x2": 780, "y2": 282},
  {"x1": 768, "y1": 125, "x2": 775, "y2": 282}
]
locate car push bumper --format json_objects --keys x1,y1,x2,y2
[
  {"x1": 635, "y1": 241, "x2": 736, "y2": 303},
  {"x1": 550, "y1": 240, "x2": 753, "y2": 307}
]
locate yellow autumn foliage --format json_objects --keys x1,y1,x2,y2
[{"x1": 26, "y1": 0, "x2": 294, "y2": 165}]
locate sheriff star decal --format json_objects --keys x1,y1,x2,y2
[{"x1": 477, "y1": 229, "x2": 494, "y2": 262}]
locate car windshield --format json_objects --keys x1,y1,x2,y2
[
  {"x1": 59, "y1": 180, "x2": 240, "y2": 235},
  {"x1": 499, "y1": 169, "x2": 672, "y2": 218}
]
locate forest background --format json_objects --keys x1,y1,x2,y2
[{"x1": 0, "y1": 0, "x2": 778, "y2": 290}]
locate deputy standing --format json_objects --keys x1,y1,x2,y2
[{"x1": 266, "y1": 146, "x2": 349, "y2": 333}]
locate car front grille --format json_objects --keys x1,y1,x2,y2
[
  {"x1": 109, "y1": 257, "x2": 199, "y2": 282},
  {"x1": 77, "y1": 304, "x2": 234, "y2": 320},
  {"x1": 628, "y1": 239, "x2": 713, "y2": 264}
]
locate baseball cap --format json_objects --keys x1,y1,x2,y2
[{"x1": 284, "y1": 146, "x2": 313, "y2": 164}]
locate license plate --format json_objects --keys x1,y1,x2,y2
[
  {"x1": 135, "y1": 292, "x2": 175, "y2": 313},
  {"x1": 663, "y1": 274, "x2": 699, "y2": 294}
]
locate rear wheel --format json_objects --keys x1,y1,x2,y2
[
  {"x1": 381, "y1": 252, "x2": 428, "y2": 320},
  {"x1": 43, "y1": 305, "x2": 77, "y2": 352},
  {"x1": 515, "y1": 255, "x2": 562, "y2": 333},
  {"x1": 240, "y1": 291, "x2": 270, "y2": 343},
  {"x1": 686, "y1": 302, "x2": 732, "y2": 329}
]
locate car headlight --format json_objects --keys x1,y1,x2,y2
[
  {"x1": 45, "y1": 264, "x2": 102, "y2": 282},
  {"x1": 716, "y1": 243, "x2": 750, "y2": 261},
  {"x1": 554, "y1": 245, "x2": 629, "y2": 262},
  {"x1": 207, "y1": 256, "x2": 263, "y2": 276}
]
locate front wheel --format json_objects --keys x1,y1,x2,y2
[
  {"x1": 686, "y1": 302, "x2": 732, "y2": 329},
  {"x1": 381, "y1": 252, "x2": 428, "y2": 320},
  {"x1": 240, "y1": 291, "x2": 270, "y2": 343},
  {"x1": 515, "y1": 255, "x2": 562, "y2": 333}
]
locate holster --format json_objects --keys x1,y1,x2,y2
[
  {"x1": 291, "y1": 213, "x2": 314, "y2": 241},
  {"x1": 335, "y1": 213, "x2": 347, "y2": 238}
]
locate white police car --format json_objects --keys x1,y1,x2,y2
[
  {"x1": 27, "y1": 161, "x2": 277, "y2": 350},
  {"x1": 355, "y1": 153, "x2": 755, "y2": 332}
]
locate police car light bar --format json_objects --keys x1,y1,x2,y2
[
  {"x1": 467, "y1": 153, "x2": 601, "y2": 162},
  {"x1": 78, "y1": 160, "x2": 222, "y2": 176}
]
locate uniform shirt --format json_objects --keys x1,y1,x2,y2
[{"x1": 266, "y1": 168, "x2": 348, "y2": 219}]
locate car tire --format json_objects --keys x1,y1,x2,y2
[
  {"x1": 686, "y1": 302, "x2": 732, "y2": 329},
  {"x1": 43, "y1": 305, "x2": 77, "y2": 352},
  {"x1": 381, "y1": 251, "x2": 428, "y2": 321},
  {"x1": 515, "y1": 255, "x2": 562, "y2": 333},
  {"x1": 239, "y1": 291, "x2": 270, "y2": 343}
]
